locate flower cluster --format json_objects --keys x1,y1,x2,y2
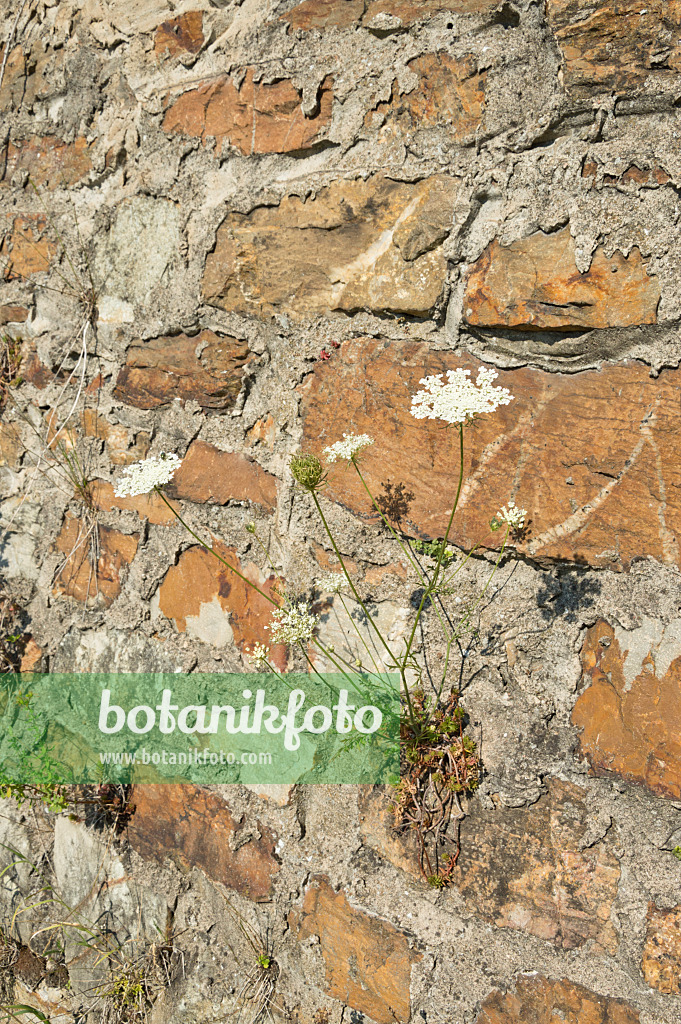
[
  {"x1": 323, "y1": 433, "x2": 374, "y2": 463},
  {"x1": 410, "y1": 368, "x2": 513, "y2": 425},
  {"x1": 265, "y1": 603, "x2": 319, "y2": 645},
  {"x1": 246, "y1": 642, "x2": 270, "y2": 665},
  {"x1": 315, "y1": 573, "x2": 345, "y2": 593},
  {"x1": 496, "y1": 500, "x2": 527, "y2": 532},
  {"x1": 113, "y1": 454, "x2": 182, "y2": 498}
]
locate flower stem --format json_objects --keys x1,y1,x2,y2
[
  {"x1": 155, "y1": 488, "x2": 279, "y2": 608},
  {"x1": 399, "y1": 423, "x2": 465, "y2": 688}
]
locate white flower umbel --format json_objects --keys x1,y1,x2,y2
[
  {"x1": 246, "y1": 642, "x2": 271, "y2": 665},
  {"x1": 114, "y1": 454, "x2": 182, "y2": 498},
  {"x1": 410, "y1": 367, "x2": 513, "y2": 425},
  {"x1": 315, "y1": 573, "x2": 345, "y2": 593},
  {"x1": 265, "y1": 603, "x2": 319, "y2": 645},
  {"x1": 323, "y1": 433, "x2": 374, "y2": 463},
  {"x1": 497, "y1": 500, "x2": 527, "y2": 532}
]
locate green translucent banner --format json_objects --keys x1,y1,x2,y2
[{"x1": 0, "y1": 673, "x2": 400, "y2": 785}]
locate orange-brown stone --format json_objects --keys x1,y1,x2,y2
[
  {"x1": 203, "y1": 174, "x2": 459, "y2": 319},
  {"x1": 572, "y1": 620, "x2": 681, "y2": 799},
  {"x1": 463, "y1": 228, "x2": 660, "y2": 330},
  {"x1": 281, "y1": 0, "x2": 365, "y2": 30},
  {"x1": 358, "y1": 786, "x2": 421, "y2": 879},
  {"x1": 365, "y1": 53, "x2": 485, "y2": 140},
  {"x1": 1, "y1": 136, "x2": 92, "y2": 190},
  {"x1": 281, "y1": 0, "x2": 499, "y2": 30},
  {"x1": 1, "y1": 216, "x2": 55, "y2": 280},
  {"x1": 114, "y1": 331, "x2": 250, "y2": 411},
  {"x1": 476, "y1": 974, "x2": 640, "y2": 1024},
  {"x1": 0, "y1": 46, "x2": 25, "y2": 110},
  {"x1": 453, "y1": 779, "x2": 619, "y2": 949},
  {"x1": 300, "y1": 337, "x2": 681, "y2": 570},
  {"x1": 364, "y1": 0, "x2": 499, "y2": 23},
  {"x1": 582, "y1": 160, "x2": 671, "y2": 188},
  {"x1": 20, "y1": 638, "x2": 43, "y2": 673},
  {"x1": 82, "y1": 410, "x2": 150, "y2": 466},
  {"x1": 168, "y1": 440, "x2": 278, "y2": 511},
  {"x1": 291, "y1": 876, "x2": 420, "y2": 1023},
  {"x1": 547, "y1": 0, "x2": 681, "y2": 96},
  {"x1": 163, "y1": 70, "x2": 333, "y2": 155},
  {"x1": 157, "y1": 541, "x2": 287, "y2": 668},
  {"x1": 0, "y1": 303, "x2": 28, "y2": 323},
  {"x1": 154, "y1": 11, "x2": 204, "y2": 56},
  {"x1": 0, "y1": 424, "x2": 20, "y2": 467},
  {"x1": 128, "y1": 785, "x2": 279, "y2": 900},
  {"x1": 90, "y1": 480, "x2": 179, "y2": 526},
  {"x1": 53, "y1": 515, "x2": 138, "y2": 606},
  {"x1": 642, "y1": 903, "x2": 681, "y2": 994}
]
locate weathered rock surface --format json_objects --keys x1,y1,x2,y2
[
  {"x1": 573, "y1": 620, "x2": 681, "y2": 799},
  {"x1": 476, "y1": 974, "x2": 640, "y2": 1023},
  {"x1": 163, "y1": 70, "x2": 333, "y2": 155},
  {"x1": 114, "y1": 331, "x2": 251, "y2": 410},
  {"x1": 82, "y1": 410, "x2": 150, "y2": 465},
  {"x1": 153, "y1": 11, "x2": 204, "y2": 56},
  {"x1": 203, "y1": 174, "x2": 459, "y2": 318},
  {"x1": 53, "y1": 516, "x2": 138, "y2": 606},
  {"x1": 453, "y1": 780, "x2": 620, "y2": 949},
  {"x1": 290, "y1": 876, "x2": 420, "y2": 1023},
  {"x1": 365, "y1": 53, "x2": 486, "y2": 140},
  {"x1": 128, "y1": 785, "x2": 280, "y2": 900},
  {"x1": 157, "y1": 541, "x2": 287, "y2": 667},
  {"x1": 642, "y1": 903, "x2": 681, "y2": 994},
  {"x1": 281, "y1": 0, "x2": 500, "y2": 31},
  {"x1": 547, "y1": 0, "x2": 681, "y2": 95},
  {"x1": 1, "y1": 216, "x2": 55, "y2": 280},
  {"x1": 463, "y1": 228, "x2": 660, "y2": 331},
  {"x1": 90, "y1": 480, "x2": 179, "y2": 525},
  {"x1": 1, "y1": 136, "x2": 92, "y2": 190},
  {"x1": 168, "y1": 440, "x2": 278, "y2": 511},
  {"x1": 300, "y1": 338, "x2": 681, "y2": 570}
]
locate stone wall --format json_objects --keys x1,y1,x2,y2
[{"x1": 2, "y1": 0, "x2": 681, "y2": 1021}]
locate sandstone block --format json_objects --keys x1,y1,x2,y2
[
  {"x1": 203, "y1": 174, "x2": 459, "y2": 318},
  {"x1": 547, "y1": 0, "x2": 681, "y2": 95},
  {"x1": 1, "y1": 216, "x2": 55, "y2": 281},
  {"x1": 154, "y1": 11, "x2": 204, "y2": 56},
  {"x1": 300, "y1": 338, "x2": 681, "y2": 570},
  {"x1": 163, "y1": 70, "x2": 333, "y2": 155},
  {"x1": 128, "y1": 785, "x2": 279, "y2": 900},
  {"x1": 642, "y1": 903, "x2": 681, "y2": 994},
  {"x1": 53, "y1": 515, "x2": 138, "y2": 606},
  {"x1": 168, "y1": 441, "x2": 278, "y2": 511},
  {"x1": 463, "y1": 227, "x2": 659, "y2": 330},
  {"x1": 573, "y1": 620, "x2": 681, "y2": 799},
  {"x1": 452, "y1": 779, "x2": 619, "y2": 949},
  {"x1": 157, "y1": 541, "x2": 288, "y2": 668},
  {"x1": 476, "y1": 974, "x2": 640, "y2": 1023},
  {"x1": 90, "y1": 480, "x2": 179, "y2": 526},
  {"x1": 366, "y1": 53, "x2": 486, "y2": 141},
  {"x1": 114, "y1": 331, "x2": 250, "y2": 410},
  {"x1": 1, "y1": 136, "x2": 92, "y2": 190},
  {"x1": 281, "y1": 0, "x2": 499, "y2": 31},
  {"x1": 290, "y1": 876, "x2": 420, "y2": 1023}
]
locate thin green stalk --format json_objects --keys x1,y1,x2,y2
[
  {"x1": 400, "y1": 423, "x2": 466, "y2": 690},
  {"x1": 310, "y1": 489, "x2": 416, "y2": 729},
  {"x1": 155, "y1": 488, "x2": 278, "y2": 608},
  {"x1": 310, "y1": 492, "x2": 395, "y2": 667},
  {"x1": 450, "y1": 525, "x2": 510, "y2": 647},
  {"x1": 353, "y1": 462, "x2": 452, "y2": 641},
  {"x1": 338, "y1": 592, "x2": 387, "y2": 679}
]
